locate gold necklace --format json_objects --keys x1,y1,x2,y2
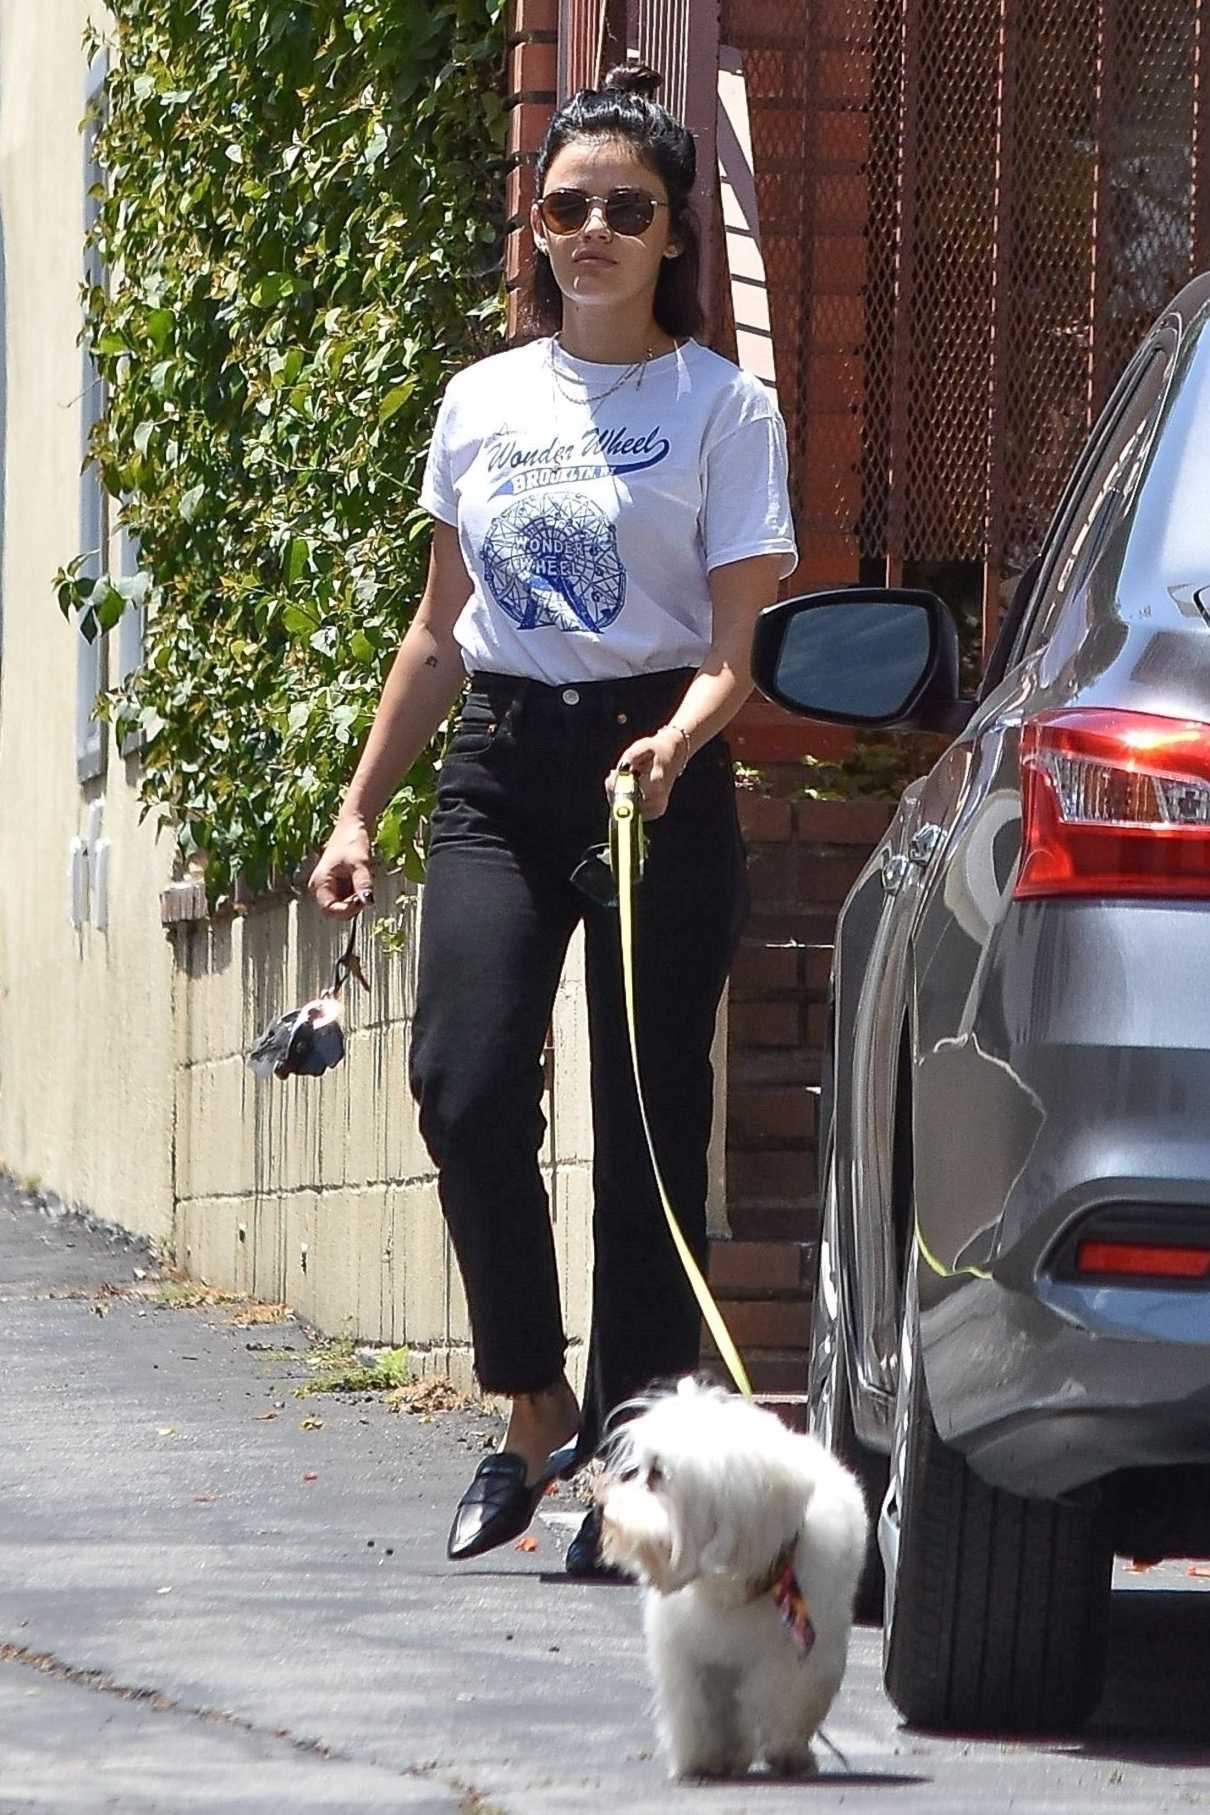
[{"x1": 547, "y1": 336, "x2": 660, "y2": 406}]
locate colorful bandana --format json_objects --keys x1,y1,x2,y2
[{"x1": 771, "y1": 1551, "x2": 816, "y2": 1654}]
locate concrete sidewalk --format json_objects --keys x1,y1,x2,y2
[{"x1": 4, "y1": 1186, "x2": 1210, "y2": 1814}]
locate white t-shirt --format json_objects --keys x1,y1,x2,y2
[{"x1": 418, "y1": 335, "x2": 797, "y2": 684}]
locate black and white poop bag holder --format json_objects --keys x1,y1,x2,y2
[{"x1": 246, "y1": 922, "x2": 368, "y2": 1080}]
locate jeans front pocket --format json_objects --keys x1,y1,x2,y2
[{"x1": 446, "y1": 707, "x2": 500, "y2": 760}]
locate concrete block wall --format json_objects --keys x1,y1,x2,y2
[{"x1": 171, "y1": 872, "x2": 598, "y2": 1396}]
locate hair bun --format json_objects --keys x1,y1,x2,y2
[{"x1": 602, "y1": 61, "x2": 662, "y2": 101}]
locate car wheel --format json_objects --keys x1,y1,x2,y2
[
  {"x1": 806, "y1": 1138, "x2": 889, "y2": 1624},
  {"x1": 881, "y1": 1245, "x2": 1113, "y2": 1733}
]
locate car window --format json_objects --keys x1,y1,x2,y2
[
  {"x1": 979, "y1": 552, "x2": 1043, "y2": 699},
  {"x1": 1007, "y1": 343, "x2": 1171, "y2": 669}
]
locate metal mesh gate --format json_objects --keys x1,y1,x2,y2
[{"x1": 720, "y1": 0, "x2": 1210, "y2": 649}]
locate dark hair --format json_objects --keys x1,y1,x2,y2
[{"x1": 524, "y1": 62, "x2": 705, "y2": 341}]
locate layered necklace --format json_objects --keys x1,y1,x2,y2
[{"x1": 546, "y1": 335, "x2": 665, "y2": 407}]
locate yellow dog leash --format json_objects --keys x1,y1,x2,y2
[{"x1": 609, "y1": 764, "x2": 753, "y2": 1399}]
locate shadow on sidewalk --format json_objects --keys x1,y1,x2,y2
[{"x1": 1064, "y1": 1586, "x2": 1210, "y2": 1765}]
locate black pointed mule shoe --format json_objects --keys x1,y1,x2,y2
[
  {"x1": 564, "y1": 1505, "x2": 629, "y2": 1582},
  {"x1": 447, "y1": 1441, "x2": 578, "y2": 1563}
]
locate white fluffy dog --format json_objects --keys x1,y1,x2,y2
[{"x1": 598, "y1": 1377, "x2": 869, "y2": 1780}]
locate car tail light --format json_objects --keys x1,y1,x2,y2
[
  {"x1": 1016, "y1": 708, "x2": 1210, "y2": 899},
  {"x1": 1050, "y1": 1205, "x2": 1210, "y2": 1286},
  {"x1": 1075, "y1": 1241, "x2": 1210, "y2": 1281}
]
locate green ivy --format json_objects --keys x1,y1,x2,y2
[
  {"x1": 57, "y1": 0, "x2": 508, "y2": 903},
  {"x1": 796, "y1": 732, "x2": 949, "y2": 802}
]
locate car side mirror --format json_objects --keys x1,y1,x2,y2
[{"x1": 751, "y1": 586, "x2": 971, "y2": 732}]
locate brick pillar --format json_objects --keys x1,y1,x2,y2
[
  {"x1": 719, "y1": 4, "x2": 876, "y2": 764},
  {"x1": 708, "y1": 775, "x2": 894, "y2": 1405},
  {"x1": 505, "y1": 0, "x2": 560, "y2": 341}
]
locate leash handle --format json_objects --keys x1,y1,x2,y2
[
  {"x1": 330, "y1": 921, "x2": 370, "y2": 997},
  {"x1": 610, "y1": 764, "x2": 645, "y2": 882},
  {"x1": 610, "y1": 766, "x2": 753, "y2": 1398}
]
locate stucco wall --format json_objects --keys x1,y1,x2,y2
[{"x1": 0, "y1": 0, "x2": 176, "y2": 1242}]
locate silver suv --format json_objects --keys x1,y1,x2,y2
[{"x1": 752, "y1": 273, "x2": 1210, "y2": 1735}]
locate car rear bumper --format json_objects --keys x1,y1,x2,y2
[
  {"x1": 922, "y1": 1265, "x2": 1210, "y2": 1496},
  {"x1": 915, "y1": 898, "x2": 1210, "y2": 1496},
  {"x1": 915, "y1": 1078, "x2": 1210, "y2": 1496}
]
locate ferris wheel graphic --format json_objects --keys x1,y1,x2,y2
[{"x1": 482, "y1": 494, "x2": 627, "y2": 633}]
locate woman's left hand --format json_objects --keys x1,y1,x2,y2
[{"x1": 606, "y1": 726, "x2": 690, "y2": 821}]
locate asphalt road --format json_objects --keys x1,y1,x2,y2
[{"x1": 3, "y1": 1185, "x2": 1210, "y2": 1814}]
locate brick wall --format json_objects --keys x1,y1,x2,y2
[
  {"x1": 504, "y1": 0, "x2": 558, "y2": 331},
  {"x1": 710, "y1": 772, "x2": 894, "y2": 1400}
]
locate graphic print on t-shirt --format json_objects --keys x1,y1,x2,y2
[
  {"x1": 482, "y1": 494, "x2": 626, "y2": 632},
  {"x1": 478, "y1": 422, "x2": 670, "y2": 635}
]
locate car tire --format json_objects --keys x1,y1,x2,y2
[
  {"x1": 806, "y1": 1139, "x2": 889, "y2": 1625},
  {"x1": 882, "y1": 1248, "x2": 1113, "y2": 1733}
]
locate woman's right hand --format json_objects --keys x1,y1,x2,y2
[{"x1": 309, "y1": 815, "x2": 376, "y2": 919}]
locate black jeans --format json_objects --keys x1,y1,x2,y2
[{"x1": 408, "y1": 666, "x2": 749, "y2": 1454}]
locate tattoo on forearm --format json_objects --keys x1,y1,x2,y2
[{"x1": 424, "y1": 655, "x2": 440, "y2": 669}]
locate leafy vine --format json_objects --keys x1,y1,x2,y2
[{"x1": 58, "y1": 0, "x2": 507, "y2": 903}]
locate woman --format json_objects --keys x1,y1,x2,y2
[{"x1": 310, "y1": 63, "x2": 797, "y2": 1575}]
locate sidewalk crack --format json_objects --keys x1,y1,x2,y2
[{"x1": 0, "y1": 1641, "x2": 504, "y2": 1811}]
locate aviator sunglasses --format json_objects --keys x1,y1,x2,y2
[{"x1": 537, "y1": 187, "x2": 669, "y2": 238}]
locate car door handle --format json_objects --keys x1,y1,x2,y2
[
  {"x1": 881, "y1": 849, "x2": 911, "y2": 895},
  {"x1": 908, "y1": 823, "x2": 944, "y2": 866}
]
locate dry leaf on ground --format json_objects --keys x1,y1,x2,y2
[
  {"x1": 227, "y1": 1301, "x2": 291, "y2": 1326},
  {"x1": 387, "y1": 1378, "x2": 480, "y2": 1416},
  {"x1": 149, "y1": 1277, "x2": 290, "y2": 1324}
]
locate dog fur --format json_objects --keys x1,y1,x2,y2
[{"x1": 598, "y1": 1377, "x2": 869, "y2": 1779}]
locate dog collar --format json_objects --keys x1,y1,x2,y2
[{"x1": 751, "y1": 1541, "x2": 816, "y2": 1655}]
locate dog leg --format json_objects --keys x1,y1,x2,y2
[
  {"x1": 744, "y1": 1653, "x2": 840, "y2": 1779},
  {"x1": 763, "y1": 1741, "x2": 818, "y2": 1779},
  {"x1": 653, "y1": 1650, "x2": 748, "y2": 1780}
]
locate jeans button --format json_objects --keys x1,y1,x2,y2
[
  {"x1": 616, "y1": 712, "x2": 628, "y2": 724},
  {"x1": 561, "y1": 688, "x2": 580, "y2": 706}
]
